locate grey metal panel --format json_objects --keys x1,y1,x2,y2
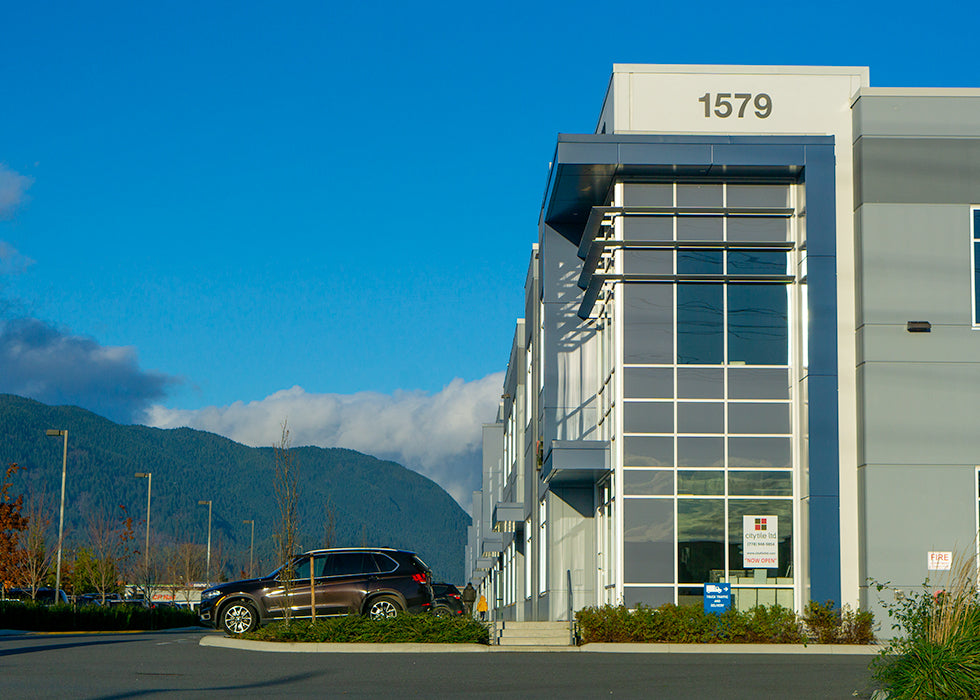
[
  {"x1": 855, "y1": 137, "x2": 980, "y2": 206},
  {"x1": 853, "y1": 96, "x2": 980, "y2": 138},
  {"x1": 711, "y1": 144, "x2": 806, "y2": 166},
  {"x1": 858, "y1": 324, "x2": 980, "y2": 365},
  {"x1": 860, "y1": 464, "x2": 976, "y2": 589},
  {"x1": 859, "y1": 362, "x2": 980, "y2": 467},
  {"x1": 618, "y1": 142, "x2": 713, "y2": 166},
  {"x1": 493, "y1": 502, "x2": 526, "y2": 526},
  {"x1": 856, "y1": 204, "x2": 974, "y2": 326}
]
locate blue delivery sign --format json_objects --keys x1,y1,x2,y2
[{"x1": 704, "y1": 582, "x2": 731, "y2": 614}]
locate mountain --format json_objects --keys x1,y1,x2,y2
[{"x1": 0, "y1": 394, "x2": 469, "y2": 582}]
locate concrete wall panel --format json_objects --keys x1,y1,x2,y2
[
  {"x1": 856, "y1": 204, "x2": 974, "y2": 326},
  {"x1": 858, "y1": 362, "x2": 980, "y2": 467}
]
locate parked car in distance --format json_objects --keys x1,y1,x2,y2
[
  {"x1": 199, "y1": 548, "x2": 434, "y2": 635},
  {"x1": 431, "y1": 583, "x2": 465, "y2": 616},
  {"x1": 0, "y1": 587, "x2": 69, "y2": 605}
]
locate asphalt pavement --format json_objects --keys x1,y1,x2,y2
[{"x1": 0, "y1": 628, "x2": 882, "y2": 699}]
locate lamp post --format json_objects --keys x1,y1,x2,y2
[
  {"x1": 242, "y1": 520, "x2": 254, "y2": 578},
  {"x1": 45, "y1": 429, "x2": 68, "y2": 596},
  {"x1": 198, "y1": 500, "x2": 212, "y2": 583},
  {"x1": 134, "y1": 473, "x2": 152, "y2": 577}
]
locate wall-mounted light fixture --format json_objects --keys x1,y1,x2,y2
[{"x1": 907, "y1": 321, "x2": 932, "y2": 333}]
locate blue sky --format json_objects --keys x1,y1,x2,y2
[{"x1": 2, "y1": 0, "x2": 978, "y2": 504}]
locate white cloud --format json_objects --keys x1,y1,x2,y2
[
  {"x1": 0, "y1": 164, "x2": 33, "y2": 219},
  {"x1": 0, "y1": 242, "x2": 35, "y2": 275},
  {"x1": 144, "y1": 373, "x2": 505, "y2": 509}
]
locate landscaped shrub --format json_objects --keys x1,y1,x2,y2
[
  {"x1": 872, "y1": 554, "x2": 980, "y2": 699},
  {"x1": 576, "y1": 601, "x2": 869, "y2": 645},
  {"x1": 0, "y1": 601, "x2": 199, "y2": 631},
  {"x1": 242, "y1": 614, "x2": 490, "y2": 644}
]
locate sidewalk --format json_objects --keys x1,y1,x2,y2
[{"x1": 199, "y1": 634, "x2": 883, "y2": 655}]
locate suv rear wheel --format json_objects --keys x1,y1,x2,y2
[
  {"x1": 367, "y1": 596, "x2": 402, "y2": 619},
  {"x1": 220, "y1": 600, "x2": 258, "y2": 634}
]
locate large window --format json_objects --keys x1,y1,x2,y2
[{"x1": 618, "y1": 180, "x2": 797, "y2": 610}]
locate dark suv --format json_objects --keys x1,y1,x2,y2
[{"x1": 199, "y1": 548, "x2": 433, "y2": 635}]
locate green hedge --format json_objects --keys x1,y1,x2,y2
[
  {"x1": 0, "y1": 601, "x2": 200, "y2": 631},
  {"x1": 242, "y1": 615, "x2": 490, "y2": 644},
  {"x1": 575, "y1": 602, "x2": 874, "y2": 645}
]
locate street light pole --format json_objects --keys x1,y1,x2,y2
[
  {"x1": 134, "y1": 473, "x2": 152, "y2": 576},
  {"x1": 45, "y1": 429, "x2": 68, "y2": 596},
  {"x1": 198, "y1": 500, "x2": 212, "y2": 583},
  {"x1": 242, "y1": 520, "x2": 254, "y2": 578}
]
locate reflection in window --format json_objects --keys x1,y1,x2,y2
[
  {"x1": 728, "y1": 250, "x2": 787, "y2": 275},
  {"x1": 728, "y1": 369, "x2": 790, "y2": 399},
  {"x1": 624, "y1": 183, "x2": 672, "y2": 206},
  {"x1": 677, "y1": 216, "x2": 723, "y2": 241},
  {"x1": 678, "y1": 470, "x2": 724, "y2": 495},
  {"x1": 728, "y1": 471, "x2": 793, "y2": 496},
  {"x1": 625, "y1": 586, "x2": 674, "y2": 609},
  {"x1": 624, "y1": 437, "x2": 674, "y2": 466},
  {"x1": 728, "y1": 437, "x2": 792, "y2": 468},
  {"x1": 624, "y1": 469, "x2": 673, "y2": 495},
  {"x1": 727, "y1": 184, "x2": 790, "y2": 208},
  {"x1": 727, "y1": 284, "x2": 788, "y2": 365},
  {"x1": 624, "y1": 367, "x2": 673, "y2": 399},
  {"x1": 678, "y1": 284, "x2": 723, "y2": 364},
  {"x1": 624, "y1": 216, "x2": 673, "y2": 241},
  {"x1": 625, "y1": 250, "x2": 673, "y2": 274},
  {"x1": 678, "y1": 249, "x2": 723, "y2": 275},
  {"x1": 677, "y1": 402, "x2": 724, "y2": 434},
  {"x1": 729, "y1": 403, "x2": 791, "y2": 434},
  {"x1": 624, "y1": 401, "x2": 674, "y2": 434},
  {"x1": 678, "y1": 499, "x2": 724, "y2": 583},
  {"x1": 624, "y1": 499, "x2": 675, "y2": 583},
  {"x1": 624, "y1": 284, "x2": 673, "y2": 364},
  {"x1": 727, "y1": 217, "x2": 787, "y2": 242},
  {"x1": 677, "y1": 437, "x2": 724, "y2": 467},
  {"x1": 677, "y1": 367, "x2": 723, "y2": 398}
]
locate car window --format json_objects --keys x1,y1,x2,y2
[
  {"x1": 371, "y1": 553, "x2": 397, "y2": 573},
  {"x1": 290, "y1": 554, "x2": 328, "y2": 580},
  {"x1": 325, "y1": 552, "x2": 380, "y2": 576}
]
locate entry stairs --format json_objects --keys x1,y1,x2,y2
[{"x1": 493, "y1": 620, "x2": 575, "y2": 647}]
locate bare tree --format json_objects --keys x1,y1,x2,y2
[
  {"x1": 17, "y1": 492, "x2": 56, "y2": 599},
  {"x1": 273, "y1": 420, "x2": 299, "y2": 623},
  {"x1": 85, "y1": 507, "x2": 136, "y2": 604},
  {"x1": 164, "y1": 542, "x2": 206, "y2": 606}
]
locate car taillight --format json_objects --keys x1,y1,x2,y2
[
  {"x1": 450, "y1": 593, "x2": 462, "y2": 599},
  {"x1": 411, "y1": 573, "x2": 427, "y2": 584}
]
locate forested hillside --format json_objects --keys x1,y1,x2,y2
[{"x1": 0, "y1": 394, "x2": 468, "y2": 582}]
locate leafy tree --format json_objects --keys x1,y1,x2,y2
[{"x1": 0, "y1": 463, "x2": 28, "y2": 596}]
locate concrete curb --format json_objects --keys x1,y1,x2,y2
[{"x1": 199, "y1": 635, "x2": 883, "y2": 655}]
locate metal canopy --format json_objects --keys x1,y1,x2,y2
[
  {"x1": 492, "y1": 502, "x2": 525, "y2": 531},
  {"x1": 541, "y1": 440, "x2": 611, "y2": 486},
  {"x1": 542, "y1": 133, "x2": 828, "y2": 247}
]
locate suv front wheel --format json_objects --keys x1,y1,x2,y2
[
  {"x1": 220, "y1": 600, "x2": 258, "y2": 634},
  {"x1": 367, "y1": 596, "x2": 403, "y2": 619}
]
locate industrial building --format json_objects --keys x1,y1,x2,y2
[{"x1": 465, "y1": 64, "x2": 980, "y2": 624}]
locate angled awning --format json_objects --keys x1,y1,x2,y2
[
  {"x1": 493, "y1": 502, "x2": 525, "y2": 532},
  {"x1": 541, "y1": 440, "x2": 611, "y2": 486}
]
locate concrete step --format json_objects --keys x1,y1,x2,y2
[{"x1": 495, "y1": 620, "x2": 573, "y2": 646}]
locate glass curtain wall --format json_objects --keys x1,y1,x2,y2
[{"x1": 615, "y1": 181, "x2": 799, "y2": 611}]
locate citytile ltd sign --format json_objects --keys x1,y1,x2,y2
[{"x1": 742, "y1": 515, "x2": 779, "y2": 569}]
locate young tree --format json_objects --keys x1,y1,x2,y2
[
  {"x1": 0, "y1": 463, "x2": 28, "y2": 597},
  {"x1": 17, "y1": 492, "x2": 56, "y2": 599},
  {"x1": 85, "y1": 506, "x2": 136, "y2": 604},
  {"x1": 273, "y1": 421, "x2": 299, "y2": 623}
]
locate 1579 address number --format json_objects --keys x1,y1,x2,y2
[{"x1": 698, "y1": 92, "x2": 772, "y2": 119}]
